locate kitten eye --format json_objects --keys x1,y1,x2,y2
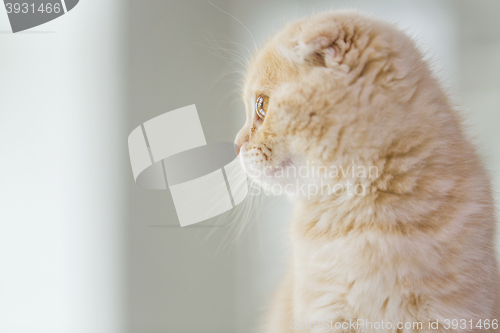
[{"x1": 255, "y1": 94, "x2": 269, "y2": 120}]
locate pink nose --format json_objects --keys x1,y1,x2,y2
[{"x1": 235, "y1": 144, "x2": 241, "y2": 155}]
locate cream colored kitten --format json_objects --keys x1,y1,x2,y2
[{"x1": 235, "y1": 11, "x2": 500, "y2": 333}]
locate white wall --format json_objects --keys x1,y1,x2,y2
[
  {"x1": 454, "y1": 0, "x2": 500, "y2": 253},
  {"x1": 0, "y1": 1, "x2": 127, "y2": 332}
]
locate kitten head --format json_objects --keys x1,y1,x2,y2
[{"x1": 235, "y1": 11, "x2": 440, "y2": 200}]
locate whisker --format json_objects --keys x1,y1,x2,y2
[
  {"x1": 208, "y1": 70, "x2": 245, "y2": 90},
  {"x1": 206, "y1": 0, "x2": 258, "y2": 51},
  {"x1": 198, "y1": 43, "x2": 245, "y2": 66},
  {"x1": 205, "y1": 39, "x2": 254, "y2": 59},
  {"x1": 200, "y1": 41, "x2": 249, "y2": 66}
]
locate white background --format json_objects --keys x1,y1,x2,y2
[{"x1": 0, "y1": 1, "x2": 127, "y2": 332}]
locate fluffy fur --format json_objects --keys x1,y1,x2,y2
[{"x1": 235, "y1": 11, "x2": 500, "y2": 333}]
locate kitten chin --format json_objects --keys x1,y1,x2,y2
[{"x1": 236, "y1": 10, "x2": 500, "y2": 333}]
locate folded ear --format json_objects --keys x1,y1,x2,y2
[{"x1": 283, "y1": 35, "x2": 344, "y2": 68}]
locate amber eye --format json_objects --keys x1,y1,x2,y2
[{"x1": 255, "y1": 94, "x2": 269, "y2": 120}]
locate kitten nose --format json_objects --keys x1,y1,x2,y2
[{"x1": 235, "y1": 144, "x2": 241, "y2": 155}]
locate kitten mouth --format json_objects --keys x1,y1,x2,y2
[{"x1": 280, "y1": 158, "x2": 292, "y2": 168}]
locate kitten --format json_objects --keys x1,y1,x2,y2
[{"x1": 235, "y1": 11, "x2": 500, "y2": 333}]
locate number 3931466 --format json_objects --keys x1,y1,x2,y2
[{"x1": 5, "y1": 2, "x2": 62, "y2": 14}]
